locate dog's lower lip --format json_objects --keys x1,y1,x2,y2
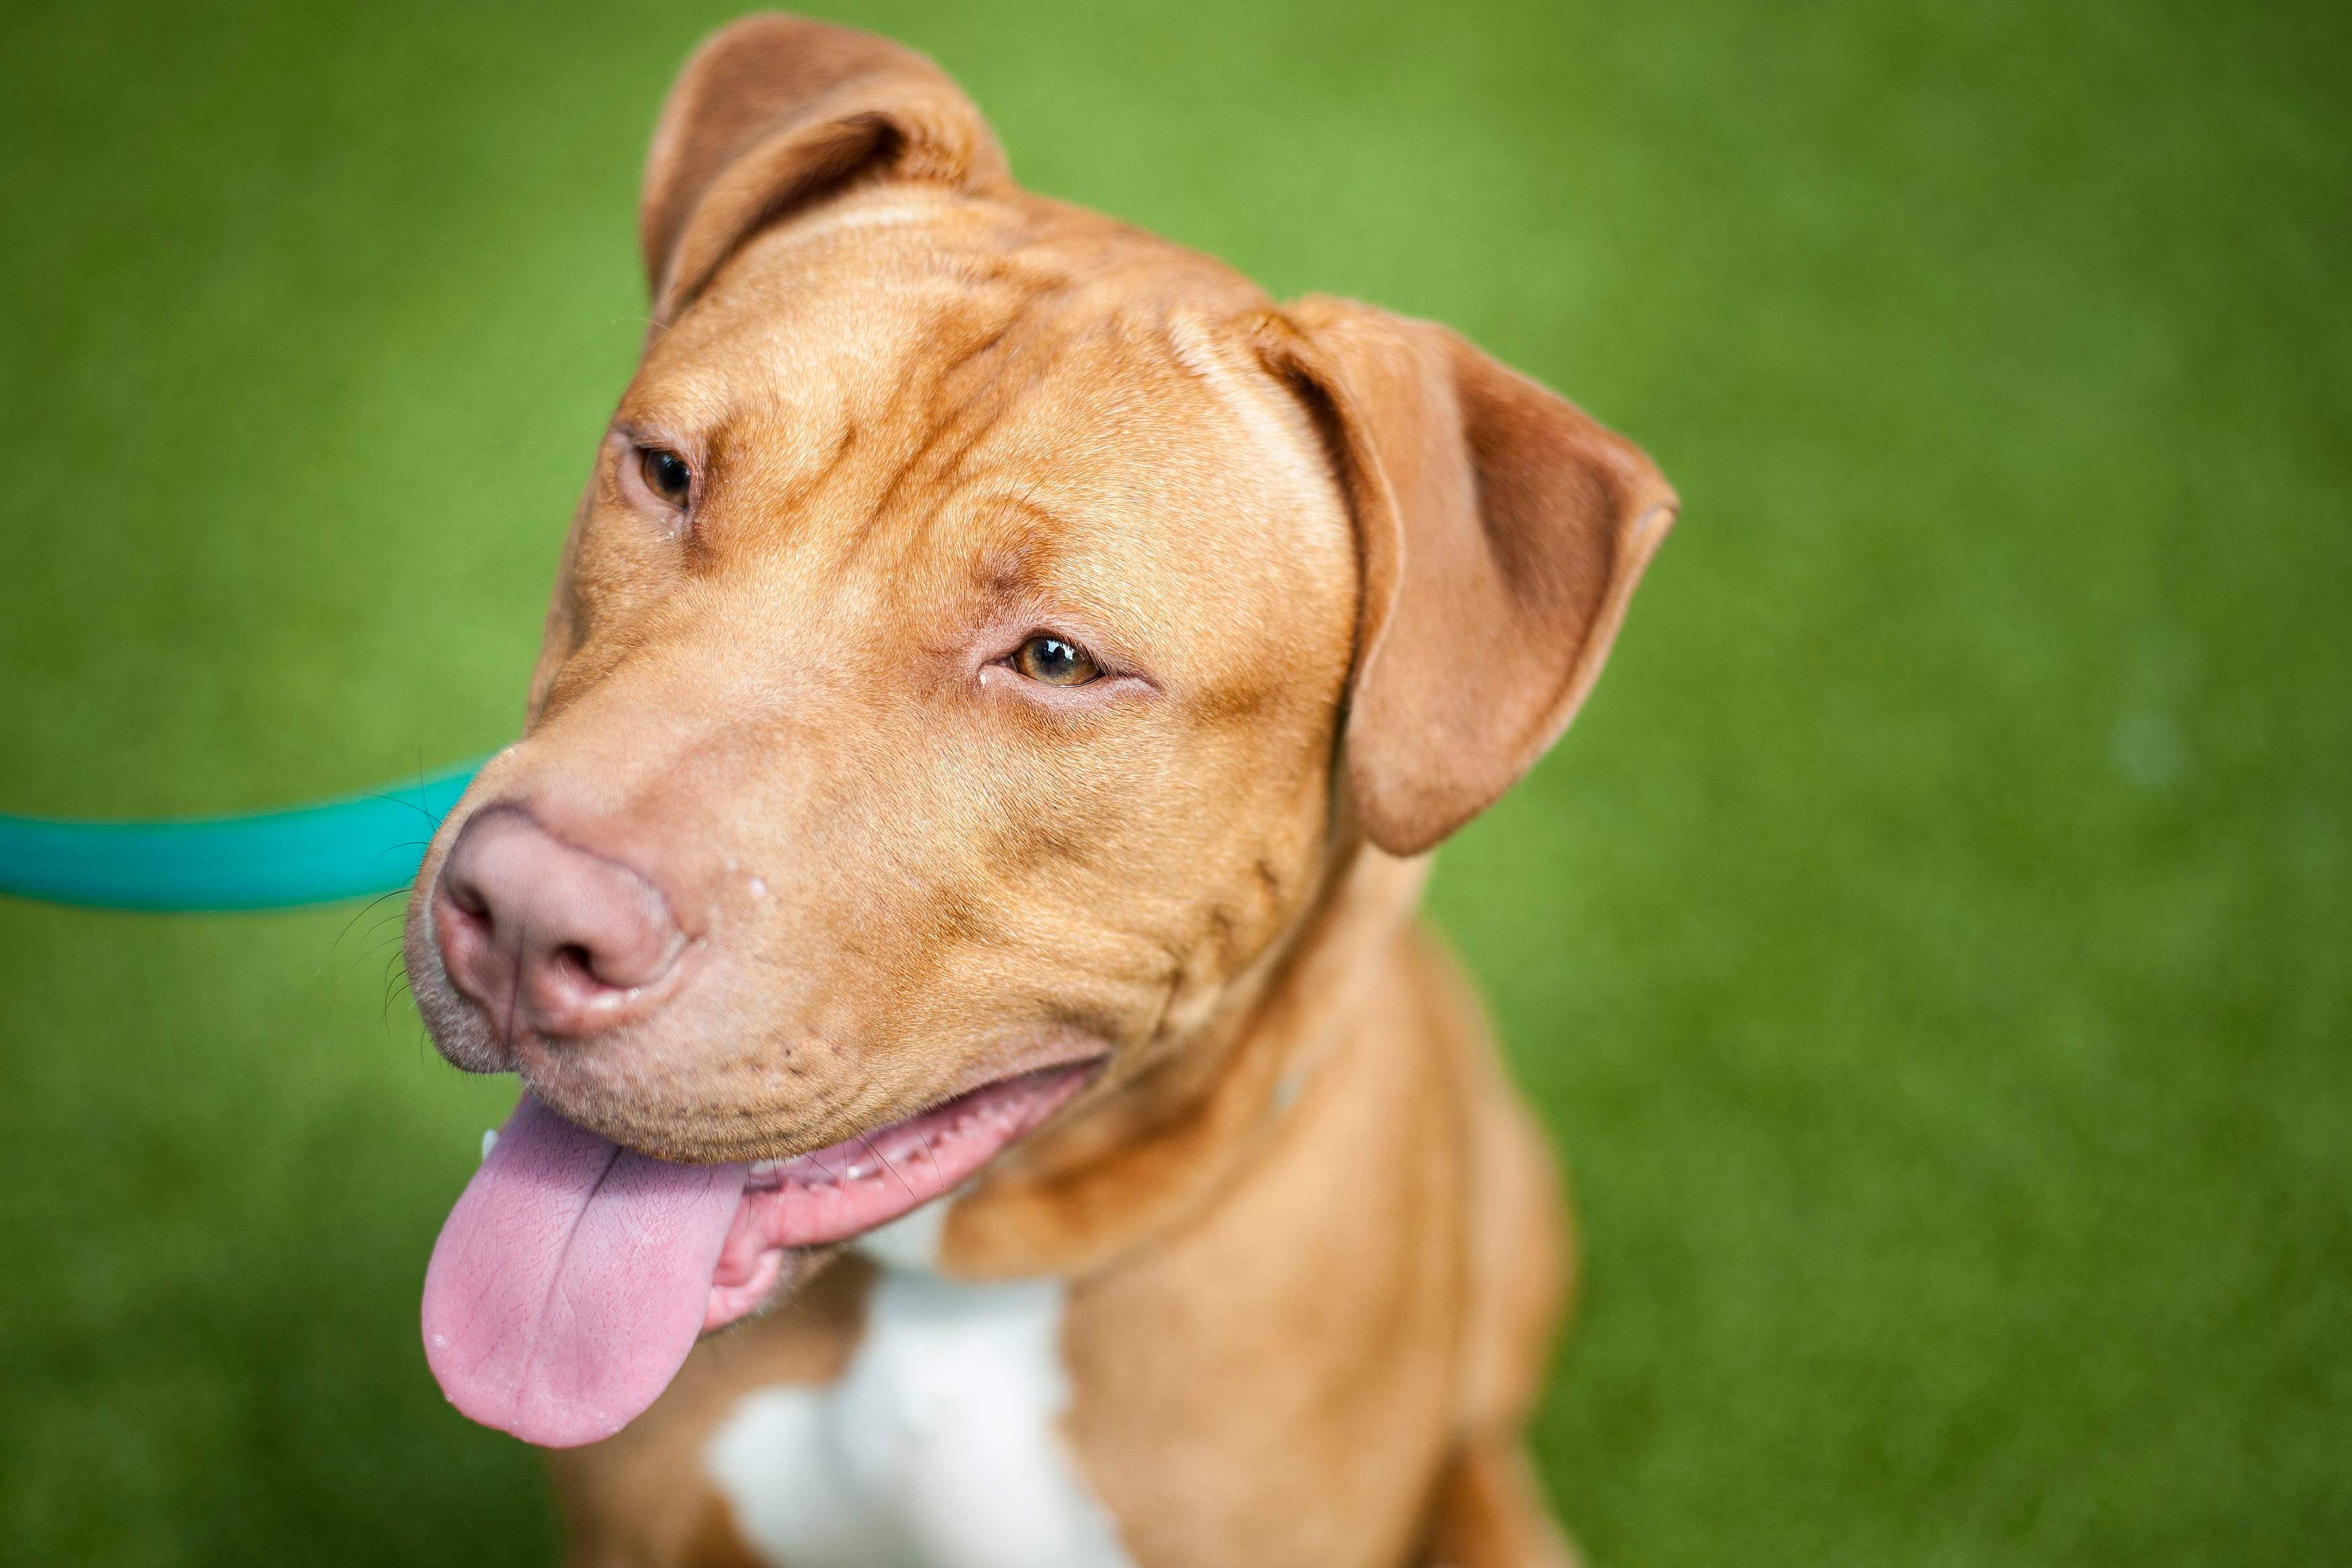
[
  {"x1": 702, "y1": 1058, "x2": 1100, "y2": 1329},
  {"x1": 738, "y1": 1061, "x2": 1099, "y2": 1194}
]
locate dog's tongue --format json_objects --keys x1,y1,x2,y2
[{"x1": 420, "y1": 1093, "x2": 747, "y2": 1448}]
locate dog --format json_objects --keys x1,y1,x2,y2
[{"x1": 400, "y1": 15, "x2": 1674, "y2": 1566}]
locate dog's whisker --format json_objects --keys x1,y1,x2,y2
[{"x1": 860, "y1": 1132, "x2": 918, "y2": 1200}]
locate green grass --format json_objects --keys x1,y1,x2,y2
[{"x1": 2, "y1": 0, "x2": 2345, "y2": 1561}]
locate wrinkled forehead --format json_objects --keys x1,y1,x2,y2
[{"x1": 620, "y1": 190, "x2": 1349, "y2": 613}]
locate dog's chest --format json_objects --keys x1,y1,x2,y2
[{"x1": 704, "y1": 1218, "x2": 1134, "y2": 1568}]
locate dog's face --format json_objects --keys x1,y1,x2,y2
[
  {"x1": 404, "y1": 13, "x2": 1673, "y2": 1181},
  {"x1": 406, "y1": 22, "x2": 1674, "y2": 1444},
  {"x1": 411, "y1": 188, "x2": 1361, "y2": 1162}
]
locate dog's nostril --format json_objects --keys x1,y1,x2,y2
[
  {"x1": 552, "y1": 943, "x2": 601, "y2": 987},
  {"x1": 447, "y1": 879, "x2": 491, "y2": 921},
  {"x1": 441, "y1": 888, "x2": 492, "y2": 940}
]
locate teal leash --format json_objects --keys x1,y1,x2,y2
[{"x1": 0, "y1": 758, "x2": 482, "y2": 912}]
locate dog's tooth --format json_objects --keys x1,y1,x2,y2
[
  {"x1": 749, "y1": 1158, "x2": 783, "y2": 1177},
  {"x1": 480, "y1": 1128, "x2": 499, "y2": 1162}
]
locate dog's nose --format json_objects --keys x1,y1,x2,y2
[{"x1": 431, "y1": 805, "x2": 686, "y2": 1041}]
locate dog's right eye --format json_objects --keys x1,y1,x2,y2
[
  {"x1": 1010, "y1": 635, "x2": 1104, "y2": 687},
  {"x1": 638, "y1": 446, "x2": 692, "y2": 509}
]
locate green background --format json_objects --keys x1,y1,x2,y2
[{"x1": 2, "y1": 0, "x2": 2345, "y2": 1562}]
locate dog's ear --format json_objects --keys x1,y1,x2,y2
[
  {"x1": 1252, "y1": 297, "x2": 1676, "y2": 857},
  {"x1": 640, "y1": 14, "x2": 1009, "y2": 322}
]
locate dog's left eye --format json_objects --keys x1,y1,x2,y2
[
  {"x1": 638, "y1": 446, "x2": 692, "y2": 509},
  {"x1": 1010, "y1": 636, "x2": 1103, "y2": 687}
]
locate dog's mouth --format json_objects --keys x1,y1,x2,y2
[
  {"x1": 420, "y1": 1061, "x2": 1095, "y2": 1448},
  {"x1": 706, "y1": 1063, "x2": 1095, "y2": 1328}
]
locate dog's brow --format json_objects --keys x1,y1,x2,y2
[
  {"x1": 992, "y1": 490, "x2": 1081, "y2": 541},
  {"x1": 958, "y1": 496, "x2": 1074, "y2": 595}
]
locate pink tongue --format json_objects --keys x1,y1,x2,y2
[{"x1": 420, "y1": 1093, "x2": 747, "y2": 1448}]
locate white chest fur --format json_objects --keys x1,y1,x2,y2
[{"x1": 704, "y1": 1207, "x2": 1135, "y2": 1568}]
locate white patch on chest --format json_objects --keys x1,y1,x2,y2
[{"x1": 704, "y1": 1206, "x2": 1134, "y2": 1568}]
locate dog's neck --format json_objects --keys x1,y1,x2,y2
[{"x1": 937, "y1": 832, "x2": 1432, "y2": 1279}]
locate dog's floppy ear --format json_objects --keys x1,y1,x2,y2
[
  {"x1": 640, "y1": 13, "x2": 1009, "y2": 322},
  {"x1": 1253, "y1": 297, "x2": 1676, "y2": 857}
]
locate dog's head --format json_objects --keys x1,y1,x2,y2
[{"x1": 402, "y1": 13, "x2": 1672, "y2": 1446}]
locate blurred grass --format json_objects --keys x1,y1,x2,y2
[{"x1": 1, "y1": 0, "x2": 2346, "y2": 1562}]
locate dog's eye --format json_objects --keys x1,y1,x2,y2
[
  {"x1": 638, "y1": 446, "x2": 692, "y2": 509},
  {"x1": 1010, "y1": 636, "x2": 1103, "y2": 687}
]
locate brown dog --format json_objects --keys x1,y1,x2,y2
[{"x1": 400, "y1": 14, "x2": 1673, "y2": 1567}]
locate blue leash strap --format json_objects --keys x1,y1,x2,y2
[{"x1": 0, "y1": 758, "x2": 483, "y2": 912}]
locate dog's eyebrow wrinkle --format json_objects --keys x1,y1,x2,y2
[
  {"x1": 865, "y1": 396, "x2": 1010, "y2": 546},
  {"x1": 930, "y1": 311, "x2": 1023, "y2": 389},
  {"x1": 861, "y1": 297, "x2": 1073, "y2": 544},
  {"x1": 741, "y1": 419, "x2": 862, "y2": 531}
]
